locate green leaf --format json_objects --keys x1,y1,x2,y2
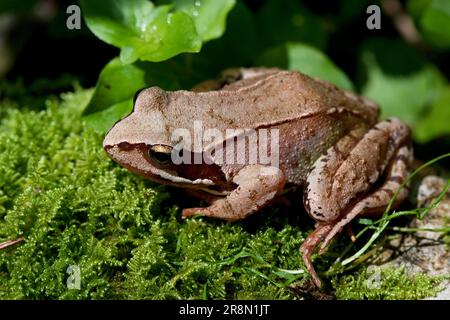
[
  {"x1": 84, "y1": 100, "x2": 134, "y2": 133},
  {"x1": 362, "y1": 56, "x2": 444, "y2": 125},
  {"x1": 84, "y1": 58, "x2": 146, "y2": 116},
  {"x1": 82, "y1": 58, "x2": 182, "y2": 131},
  {"x1": 173, "y1": 0, "x2": 236, "y2": 41},
  {"x1": 80, "y1": 0, "x2": 236, "y2": 64},
  {"x1": 187, "y1": 1, "x2": 258, "y2": 77},
  {"x1": 80, "y1": 0, "x2": 202, "y2": 63},
  {"x1": 357, "y1": 218, "x2": 374, "y2": 226},
  {"x1": 411, "y1": 0, "x2": 450, "y2": 48},
  {"x1": 359, "y1": 38, "x2": 446, "y2": 129},
  {"x1": 407, "y1": 0, "x2": 432, "y2": 21},
  {"x1": 415, "y1": 87, "x2": 450, "y2": 142},
  {"x1": 256, "y1": 42, "x2": 354, "y2": 90},
  {"x1": 421, "y1": 0, "x2": 450, "y2": 48}
]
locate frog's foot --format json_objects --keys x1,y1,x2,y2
[
  {"x1": 182, "y1": 207, "x2": 207, "y2": 219},
  {"x1": 182, "y1": 165, "x2": 285, "y2": 222},
  {"x1": 300, "y1": 144, "x2": 412, "y2": 287},
  {"x1": 299, "y1": 224, "x2": 332, "y2": 288}
]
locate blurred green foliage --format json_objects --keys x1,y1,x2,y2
[
  {"x1": 409, "y1": 0, "x2": 450, "y2": 48},
  {"x1": 256, "y1": 42, "x2": 354, "y2": 90}
]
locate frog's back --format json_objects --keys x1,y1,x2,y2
[{"x1": 166, "y1": 70, "x2": 379, "y2": 132}]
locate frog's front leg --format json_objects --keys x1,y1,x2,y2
[
  {"x1": 182, "y1": 165, "x2": 285, "y2": 222},
  {"x1": 301, "y1": 118, "x2": 412, "y2": 287}
]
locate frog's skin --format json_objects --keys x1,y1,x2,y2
[{"x1": 103, "y1": 68, "x2": 413, "y2": 287}]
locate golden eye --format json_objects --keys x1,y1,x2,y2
[{"x1": 148, "y1": 144, "x2": 172, "y2": 165}]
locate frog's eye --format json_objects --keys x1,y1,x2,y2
[{"x1": 148, "y1": 144, "x2": 172, "y2": 165}]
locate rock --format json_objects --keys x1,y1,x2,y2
[{"x1": 371, "y1": 176, "x2": 450, "y2": 299}]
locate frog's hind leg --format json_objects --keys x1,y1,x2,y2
[
  {"x1": 301, "y1": 118, "x2": 412, "y2": 287},
  {"x1": 301, "y1": 144, "x2": 412, "y2": 287},
  {"x1": 317, "y1": 144, "x2": 412, "y2": 253}
]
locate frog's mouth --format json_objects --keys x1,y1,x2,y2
[
  {"x1": 150, "y1": 172, "x2": 232, "y2": 197},
  {"x1": 198, "y1": 186, "x2": 231, "y2": 196}
]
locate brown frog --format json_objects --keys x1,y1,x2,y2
[{"x1": 103, "y1": 68, "x2": 413, "y2": 287}]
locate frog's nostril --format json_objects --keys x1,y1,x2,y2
[{"x1": 118, "y1": 141, "x2": 132, "y2": 150}]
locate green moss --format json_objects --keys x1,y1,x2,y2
[
  {"x1": 0, "y1": 90, "x2": 444, "y2": 299},
  {"x1": 333, "y1": 267, "x2": 444, "y2": 300}
]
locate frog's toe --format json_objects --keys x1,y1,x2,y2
[{"x1": 181, "y1": 207, "x2": 206, "y2": 219}]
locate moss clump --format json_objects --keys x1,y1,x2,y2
[
  {"x1": 0, "y1": 89, "x2": 443, "y2": 299},
  {"x1": 333, "y1": 267, "x2": 443, "y2": 300}
]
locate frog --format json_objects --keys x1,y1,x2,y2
[{"x1": 103, "y1": 68, "x2": 413, "y2": 287}]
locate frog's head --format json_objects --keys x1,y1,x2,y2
[{"x1": 103, "y1": 87, "x2": 226, "y2": 190}]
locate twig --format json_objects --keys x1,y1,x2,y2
[
  {"x1": 0, "y1": 237, "x2": 24, "y2": 250},
  {"x1": 381, "y1": 0, "x2": 427, "y2": 50},
  {"x1": 390, "y1": 226, "x2": 450, "y2": 233}
]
